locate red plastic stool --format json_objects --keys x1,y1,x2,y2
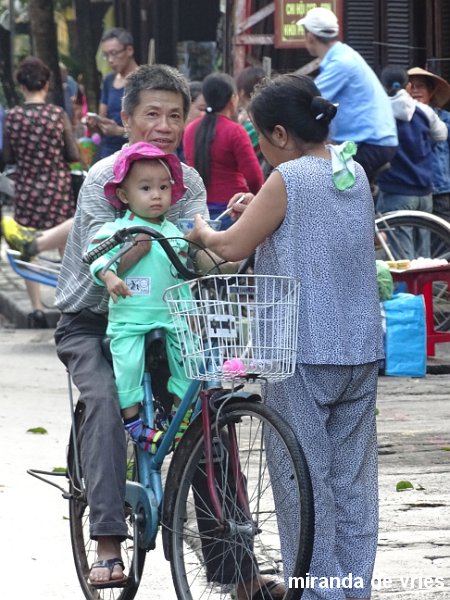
[{"x1": 390, "y1": 265, "x2": 450, "y2": 356}]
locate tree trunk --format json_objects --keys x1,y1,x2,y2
[
  {"x1": 0, "y1": 26, "x2": 18, "y2": 107},
  {"x1": 28, "y1": 0, "x2": 64, "y2": 108},
  {"x1": 73, "y1": 0, "x2": 107, "y2": 111}
]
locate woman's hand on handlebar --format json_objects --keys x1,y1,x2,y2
[
  {"x1": 227, "y1": 192, "x2": 254, "y2": 221},
  {"x1": 100, "y1": 270, "x2": 133, "y2": 304}
]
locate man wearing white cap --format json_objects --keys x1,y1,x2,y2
[{"x1": 298, "y1": 7, "x2": 398, "y2": 185}]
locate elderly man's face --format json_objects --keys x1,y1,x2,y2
[{"x1": 122, "y1": 90, "x2": 186, "y2": 154}]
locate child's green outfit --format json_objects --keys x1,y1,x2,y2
[{"x1": 89, "y1": 210, "x2": 191, "y2": 410}]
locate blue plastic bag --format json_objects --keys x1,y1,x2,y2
[{"x1": 383, "y1": 292, "x2": 426, "y2": 377}]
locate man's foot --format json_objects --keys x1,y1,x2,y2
[
  {"x1": 88, "y1": 537, "x2": 127, "y2": 588},
  {"x1": 1, "y1": 216, "x2": 39, "y2": 260},
  {"x1": 88, "y1": 558, "x2": 127, "y2": 589}
]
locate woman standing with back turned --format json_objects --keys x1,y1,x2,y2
[
  {"x1": 188, "y1": 73, "x2": 383, "y2": 600},
  {"x1": 183, "y1": 72, "x2": 263, "y2": 228},
  {"x1": 3, "y1": 56, "x2": 79, "y2": 327}
]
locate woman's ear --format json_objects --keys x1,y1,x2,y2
[
  {"x1": 271, "y1": 124, "x2": 288, "y2": 148},
  {"x1": 116, "y1": 187, "x2": 129, "y2": 205}
]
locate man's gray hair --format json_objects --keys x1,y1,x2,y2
[{"x1": 122, "y1": 64, "x2": 191, "y2": 119}]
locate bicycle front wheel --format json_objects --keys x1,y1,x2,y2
[
  {"x1": 67, "y1": 403, "x2": 145, "y2": 600},
  {"x1": 376, "y1": 210, "x2": 450, "y2": 331},
  {"x1": 163, "y1": 399, "x2": 314, "y2": 600}
]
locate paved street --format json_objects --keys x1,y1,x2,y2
[{"x1": 1, "y1": 328, "x2": 449, "y2": 599}]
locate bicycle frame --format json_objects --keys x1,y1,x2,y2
[
  {"x1": 126, "y1": 375, "x2": 201, "y2": 554},
  {"x1": 125, "y1": 353, "x2": 255, "y2": 553}
]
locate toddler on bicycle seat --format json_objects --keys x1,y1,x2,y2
[{"x1": 88, "y1": 142, "x2": 193, "y2": 452}]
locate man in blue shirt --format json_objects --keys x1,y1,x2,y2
[{"x1": 298, "y1": 7, "x2": 398, "y2": 183}]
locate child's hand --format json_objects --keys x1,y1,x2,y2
[{"x1": 100, "y1": 270, "x2": 132, "y2": 303}]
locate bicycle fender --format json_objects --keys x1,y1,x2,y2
[{"x1": 210, "y1": 389, "x2": 261, "y2": 407}]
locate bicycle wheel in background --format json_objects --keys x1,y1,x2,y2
[
  {"x1": 375, "y1": 210, "x2": 450, "y2": 331},
  {"x1": 67, "y1": 403, "x2": 145, "y2": 600},
  {"x1": 163, "y1": 399, "x2": 314, "y2": 600}
]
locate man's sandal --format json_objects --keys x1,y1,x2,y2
[
  {"x1": 88, "y1": 557, "x2": 128, "y2": 589},
  {"x1": 251, "y1": 580, "x2": 285, "y2": 600}
]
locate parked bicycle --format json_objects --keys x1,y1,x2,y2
[
  {"x1": 375, "y1": 210, "x2": 450, "y2": 330},
  {"x1": 28, "y1": 224, "x2": 315, "y2": 600}
]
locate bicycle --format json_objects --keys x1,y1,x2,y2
[
  {"x1": 28, "y1": 224, "x2": 315, "y2": 600},
  {"x1": 374, "y1": 209, "x2": 450, "y2": 330}
]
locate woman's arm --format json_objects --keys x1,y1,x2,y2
[{"x1": 187, "y1": 170, "x2": 287, "y2": 261}]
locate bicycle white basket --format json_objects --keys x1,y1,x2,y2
[{"x1": 163, "y1": 274, "x2": 301, "y2": 381}]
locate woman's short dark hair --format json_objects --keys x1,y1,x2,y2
[
  {"x1": 122, "y1": 64, "x2": 191, "y2": 118},
  {"x1": 193, "y1": 72, "x2": 236, "y2": 187},
  {"x1": 380, "y1": 65, "x2": 408, "y2": 97},
  {"x1": 235, "y1": 66, "x2": 266, "y2": 98},
  {"x1": 16, "y1": 56, "x2": 51, "y2": 92},
  {"x1": 101, "y1": 27, "x2": 134, "y2": 47},
  {"x1": 249, "y1": 73, "x2": 336, "y2": 144}
]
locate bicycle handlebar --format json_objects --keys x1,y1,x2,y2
[{"x1": 82, "y1": 225, "x2": 200, "y2": 280}]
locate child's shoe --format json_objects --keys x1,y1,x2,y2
[{"x1": 124, "y1": 416, "x2": 164, "y2": 454}]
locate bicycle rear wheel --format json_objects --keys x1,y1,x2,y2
[
  {"x1": 375, "y1": 210, "x2": 450, "y2": 331},
  {"x1": 163, "y1": 398, "x2": 314, "y2": 599},
  {"x1": 68, "y1": 403, "x2": 145, "y2": 600}
]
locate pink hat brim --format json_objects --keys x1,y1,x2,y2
[{"x1": 104, "y1": 142, "x2": 186, "y2": 209}]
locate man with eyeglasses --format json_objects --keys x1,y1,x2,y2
[{"x1": 87, "y1": 28, "x2": 138, "y2": 161}]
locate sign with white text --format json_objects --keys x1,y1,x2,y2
[{"x1": 274, "y1": 1, "x2": 342, "y2": 48}]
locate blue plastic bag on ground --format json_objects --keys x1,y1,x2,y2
[{"x1": 383, "y1": 292, "x2": 426, "y2": 377}]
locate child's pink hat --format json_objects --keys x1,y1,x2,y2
[{"x1": 104, "y1": 142, "x2": 186, "y2": 209}]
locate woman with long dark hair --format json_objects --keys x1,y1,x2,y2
[{"x1": 183, "y1": 72, "x2": 263, "y2": 228}]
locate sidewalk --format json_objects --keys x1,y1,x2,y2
[{"x1": 374, "y1": 373, "x2": 450, "y2": 598}]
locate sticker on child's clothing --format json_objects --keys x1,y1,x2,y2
[{"x1": 125, "y1": 277, "x2": 151, "y2": 295}]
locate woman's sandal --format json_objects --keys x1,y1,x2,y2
[
  {"x1": 88, "y1": 557, "x2": 128, "y2": 589},
  {"x1": 251, "y1": 580, "x2": 285, "y2": 600}
]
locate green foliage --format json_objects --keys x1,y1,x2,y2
[
  {"x1": 52, "y1": 467, "x2": 67, "y2": 473},
  {"x1": 26, "y1": 426, "x2": 48, "y2": 434},
  {"x1": 396, "y1": 480, "x2": 414, "y2": 492}
]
